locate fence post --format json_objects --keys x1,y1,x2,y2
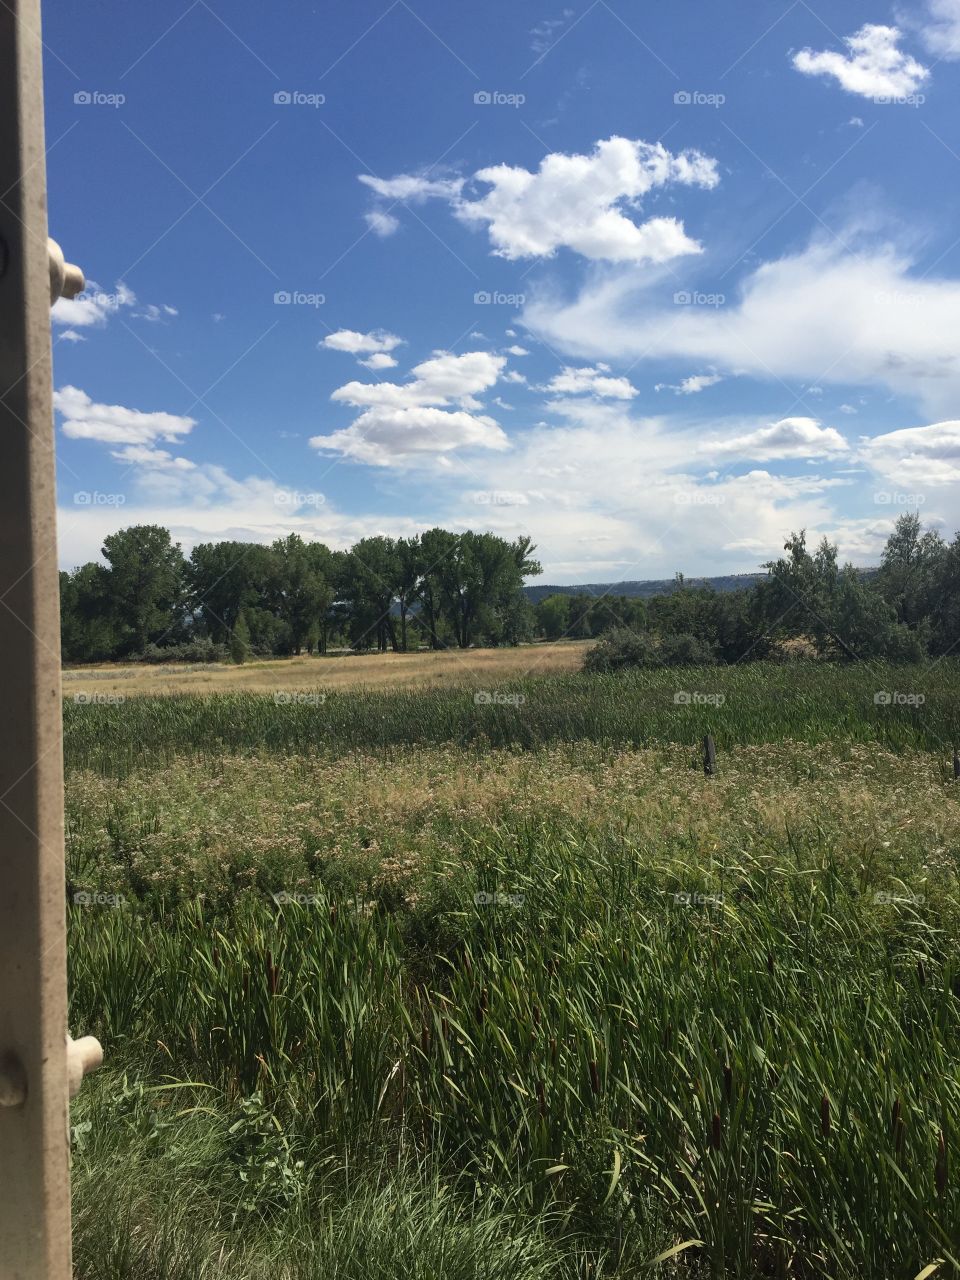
[
  {"x1": 703, "y1": 734, "x2": 717, "y2": 776},
  {"x1": 0, "y1": 2, "x2": 97, "y2": 1273}
]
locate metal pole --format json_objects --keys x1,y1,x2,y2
[{"x1": 0, "y1": 2, "x2": 99, "y2": 1273}]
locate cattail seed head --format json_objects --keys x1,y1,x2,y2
[
  {"x1": 820, "y1": 1093, "x2": 831, "y2": 1139},
  {"x1": 936, "y1": 1130, "x2": 947, "y2": 1196},
  {"x1": 917, "y1": 958, "x2": 927, "y2": 987},
  {"x1": 549, "y1": 1036, "x2": 558, "y2": 1062},
  {"x1": 723, "y1": 1062, "x2": 733, "y2": 1103},
  {"x1": 767, "y1": 952, "x2": 775, "y2": 974},
  {"x1": 891, "y1": 1098, "x2": 901, "y2": 1135},
  {"x1": 711, "y1": 1111, "x2": 722, "y2": 1149},
  {"x1": 588, "y1": 1059, "x2": 601, "y2": 1097}
]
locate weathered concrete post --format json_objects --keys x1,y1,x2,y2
[{"x1": 0, "y1": 2, "x2": 100, "y2": 1273}]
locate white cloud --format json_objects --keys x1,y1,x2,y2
[
  {"x1": 503, "y1": 370, "x2": 527, "y2": 385},
  {"x1": 361, "y1": 137, "x2": 719, "y2": 264},
  {"x1": 702, "y1": 417, "x2": 849, "y2": 462},
  {"x1": 658, "y1": 372, "x2": 724, "y2": 395},
  {"x1": 137, "y1": 303, "x2": 178, "y2": 322},
  {"x1": 54, "y1": 386, "x2": 196, "y2": 448},
  {"x1": 863, "y1": 419, "x2": 960, "y2": 484},
  {"x1": 314, "y1": 350, "x2": 509, "y2": 467},
  {"x1": 57, "y1": 329, "x2": 86, "y2": 343},
  {"x1": 792, "y1": 24, "x2": 928, "y2": 99},
  {"x1": 365, "y1": 209, "x2": 400, "y2": 237},
  {"x1": 542, "y1": 364, "x2": 638, "y2": 399},
  {"x1": 110, "y1": 444, "x2": 196, "y2": 471},
  {"x1": 321, "y1": 328, "x2": 404, "y2": 356},
  {"x1": 311, "y1": 405, "x2": 509, "y2": 467},
  {"x1": 506, "y1": 344, "x2": 529, "y2": 356},
  {"x1": 358, "y1": 352, "x2": 398, "y2": 370},
  {"x1": 909, "y1": 0, "x2": 960, "y2": 57},
  {"x1": 530, "y1": 9, "x2": 574, "y2": 55},
  {"x1": 51, "y1": 280, "x2": 135, "y2": 329},
  {"x1": 522, "y1": 231, "x2": 960, "y2": 416}
]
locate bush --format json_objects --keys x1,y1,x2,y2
[
  {"x1": 582, "y1": 628, "x2": 659, "y2": 673},
  {"x1": 126, "y1": 639, "x2": 228, "y2": 665},
  {"x1": 658, "y1": 632, "x2": 717, "y2": 666}
]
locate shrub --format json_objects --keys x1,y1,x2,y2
[{"x1": 582, "y1": 628, "x2": 659, "y2": 673}]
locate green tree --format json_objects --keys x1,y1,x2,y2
[
  {"x1": 101, "y1": 525, "x2": 185, "y2": 654},
  {"x1": 229, "y1": 610, "x2": 251, "y2": 664}
]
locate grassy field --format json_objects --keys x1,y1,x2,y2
[
  {"x1": 61, "y1": 640, "x2": 590, "y2": 697},
  {"x1": 65, "y1": 661, "x2": 960, "y2": 1278}
]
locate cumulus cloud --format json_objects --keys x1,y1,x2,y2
[
  {"x1": 358, "y1": 352, "x2": 398, "y2": 370},
  {"x1": 792, "y1": 24, "x2": 928, "y2": 99},
  {"x1": 361, "y1": 137, "x2": 719, "y2": 264},
  {"x1": 702, "y1": 417, "x2": 849, "y2": 462},
  {"x1": 542, "y1": 364, "x2": 638, "y2": 399},
  {"x1": 522, "y1": 231, "x2": 960, "y2": 416},
  {"x1": 54, "y1": 386, "x2": 196, "y2": 448},
  {"x1": 863, "y1": 419, "x2": 960, "y2": 484},
  {"x1": 321, "y1": 328, "x2": 404, "y2": 356},
  {"x1": 313, "y1": 350, "x2": 509, "y2": 466},
  {"x1": 506, "y1": 345, "x2": 529, "y2": 356}
]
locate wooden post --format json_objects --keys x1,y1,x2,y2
[
  {"x1": 703, "y1": 734, "x2": 716, "y2": 776},
  {"x1": 0, "y1": 2, "x2": 97, "y2": 1273}
]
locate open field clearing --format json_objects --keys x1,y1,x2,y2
[
  {"x1": 61, "y1": 640, "x2": 590, "y2": 697},
  {"x1": 65, "y1": 662, "x2": 960, "y2": 1279}
]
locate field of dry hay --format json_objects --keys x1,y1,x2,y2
[{"x1": 61, "y1": 640, "x2": 590, "y2": 697}]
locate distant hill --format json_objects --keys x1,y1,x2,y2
[{"x1": 523, "y1": 573, "x2": 766, "y2": 605}]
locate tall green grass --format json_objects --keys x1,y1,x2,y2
[
  {"x1": 70, "y1": 820, "x2": 960, "y2": 1277},
  {"x1": 64, "y1": 662, "x2": 960, "y2": 775}
]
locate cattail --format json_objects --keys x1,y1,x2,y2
[
  {"x1": 917, "y1": 958, "x2": 926, "y2": 987},
  {"x1": 547, "y1": 958, "x2": 556, "y2": 978},
  {"x1": 532, "y1": 1004, "x2": 541, "y2": 1026},
  {"x1": 710, "y1": 1110, "x2": 722, "y2": 1149},
  {"x1": 420, "y1": 1024, "x2": 430, "y2": 1056},
  {"x1": 936, "y1": 1130, "x2": 947, "y2": 1196},
  {"x1": 723, "y1": 1062, "x2": 733, "y2": 1103},
  {"x1": 891, "y1": 1097, "x2": 901, "y2": 1135},
  {"x1": 588, "y1": 1059, "x2": 601, "y2": 1096},
  {"x1": 549, "y1": 1036, "x2": 558, "y2": 1063},
  {"x1": 463, "y1": 953, "x2": 472, "y2": 977},
  {"x1": 767, "y1": 952, "x2": 775, "y2": 974},
  {"x1": 663, "y1": 1022, "x2": 672, "y2": 1050},
  {"x1": 477, "y1": 987, "x2": 488, "y2": 1021},
  {"x1": 441, "y1": 1016, "x2": 449, "y2": 1042},
  {"x1": 266, "y1": 950, "x2": 278, "y2": 995},
  {"x1": 895, "y1": 1114, "x2": 906, "y2": 1160},
  {"x1": 242, "y1": 972, "x2": 250, "y2": 997},
  {"x1": 820, "y1": 1093, "x2": 831, "y2": 1139},
  {"x1": 536, "y1": 1078, "x2": 546, "y2": 1117},
  {"x1": 330, "y1": 904, "x2": 338, "y2": 924},
  {"x1": 211, "y1": 946, "x2": 219, "y2": 967}
]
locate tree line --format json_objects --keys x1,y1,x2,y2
[
  {"x1": 60, "y1": 513, "x2": 959, "y2": 666},
  {"x1": 576, "y1": 514, "x2": 960, "y2": 670},
  {"x1": 59, "y1": 526, "x2": 542, "y2": 663}
]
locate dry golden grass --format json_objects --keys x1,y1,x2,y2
[{"x1": 61, "y1": 641, "x2": 590, "y2": 697}]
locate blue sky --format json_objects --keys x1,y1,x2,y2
[{"x1": 44, "y1": 0, "x2": 960, "y2": 581}]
